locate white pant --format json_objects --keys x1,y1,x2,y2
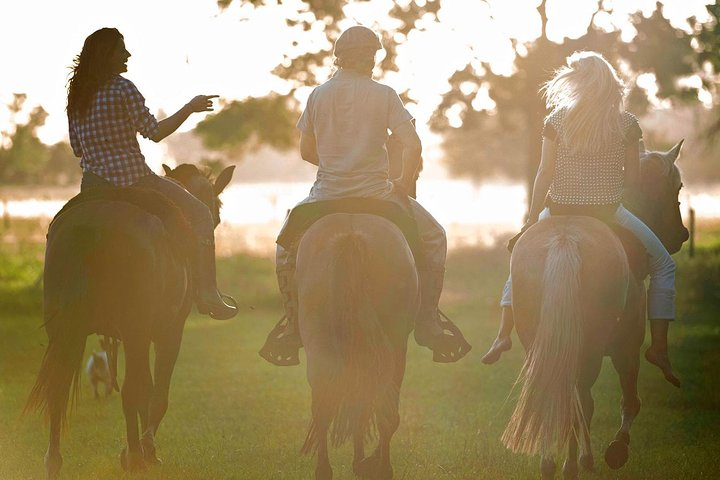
[{"x1": 500, "y1": 205, "x2": 676, "y2": 319}]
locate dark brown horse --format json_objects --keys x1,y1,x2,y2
[
  {"x1": 26, "y1": 164, "x2": 234, "y2": 480},
  {"x1": 297, "y1": 213, "x2": 419, "y2": 480},
  {"x1": 502, "y1": 141, "x2": 688, "y2": 479}
]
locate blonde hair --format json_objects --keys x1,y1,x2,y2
[{"x1": 542, "y1": 51, "x2": 625, "y2": 154}]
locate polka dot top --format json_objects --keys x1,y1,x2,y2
[{"x1": 544, "y1": 109, "x2": 642, "y2": 206}]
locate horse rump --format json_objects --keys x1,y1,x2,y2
[{"x1": 301, "y1": 231, "x2": 397, "y2": 454}]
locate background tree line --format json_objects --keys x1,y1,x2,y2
[{"x1": 3, "y1": 1, "x2": 720, "y2": 189}]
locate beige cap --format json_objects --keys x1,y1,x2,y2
[{"x1": 333, "y1": 25, "x2": 382, "y2": 56}]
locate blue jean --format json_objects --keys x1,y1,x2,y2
[
  {"x1": 81, "y1": 171, "x2": 215, "y2": 245},
  {"x1": 500, "y1": 205, "x2": 676, "y2": 319}
]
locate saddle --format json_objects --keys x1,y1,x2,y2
[
  {"x1": 276, "y1": 197, "x2": 427, "y2": 267},
  {"x1": 50, "y1": 186, "x2": 194, "y2": 259}
]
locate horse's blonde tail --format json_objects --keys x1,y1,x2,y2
[
  {"x1": 502, "y1": 231, "x2": 590, "y2": 457},
  {"x1": 302, "y1": 233, "x2": 395, "y2": 454}
]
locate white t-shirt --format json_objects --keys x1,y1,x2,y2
[{"x1": 297, "y1": 69, "x2": 413, "y2": 200}]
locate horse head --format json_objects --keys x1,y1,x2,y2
[
  {"x1": 624, "y1": 140, "x2": 689, "y2": 254},
  {"x1": 162, "y1": 164, "x2": 235, "y2": 228}
]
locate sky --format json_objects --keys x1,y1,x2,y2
[{"x1": 0, "y1": 0, "x2": 713, "y2": 170}]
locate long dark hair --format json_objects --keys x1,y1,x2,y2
[{"x1": 67, "y1": 28, "x2": 123, "y2": 119}]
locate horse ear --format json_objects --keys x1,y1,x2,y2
[
  {"x1": 639, "y1": 139, "x2": 646, "y2": 153},
  {"x1": 214, "y1": 165, "x2": 236, "y2": 195},
  {"x1": 669, "y1": 139, "x2": 684, "y2": 163},
  {"x1": 162, "y1": 164, "x2": 173, "y2": 176}
]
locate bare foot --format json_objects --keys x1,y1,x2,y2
[
  {"x1": 645, "y1": 347, "x2": 681, "y2": 388},
  {"x1": 481, "y1": 336, "x2": 512, "y2": 365}
]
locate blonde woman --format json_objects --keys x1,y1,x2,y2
[{"x1": 481, "y1": 51, "x2": 680, "y2": 388}]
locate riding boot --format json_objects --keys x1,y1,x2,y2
[
  {"x1": 192, "y1": 240, "x2": 238, "y2": 320},
  {"x1": 259, "y1": 266, "x2": 302, "y2": 366},
  {"x1": 481, "y1": 306, "x2": 514, "y2": 365},
  {"x1": 414, "y1": 268, "x2": 471, "y2": 363},
  {"x1": 645, "y1": 318, "x2": 681, "y2": 388}
]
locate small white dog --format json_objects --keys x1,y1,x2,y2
[{"x1": 86, "y1": 338, "x2": 113, "y2": 398}]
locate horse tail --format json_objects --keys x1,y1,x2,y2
[
  {"x1": 24, "y1": 302, "x2": 88, "y2": 432},
  {"x1": 302, "y1": 232, "x2": 396, "y2": 454},
  {"x1": 24, "y1": 225, "x2": 95, "y2": 431},
  {"x1": 502, "y1": 230, "x2": 590, "y2": 457}
]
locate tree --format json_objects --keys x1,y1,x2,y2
[
  {"x1": 0, "y1": 94, "x2": 80, "y2": 186},
  {"x1": 210, "y1": 1, "x2": 718, "y2": 192}
]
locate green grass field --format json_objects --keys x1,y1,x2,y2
[{"x1": 1, "y1": 219, "x2": 719, "y2": 479}]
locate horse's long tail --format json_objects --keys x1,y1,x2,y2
[
  {"x1": 24, "y1": 227, "x2": 93, "y2": 432},
  {"x1": 502, "y1": 231, "x2": 590, "y2": 457},
  {"x1": 302, "y1": 233, "x2": 396, "y2": 454},
  {"x1": 24, "y1": 302, "x2": 88, "y2": 432}
]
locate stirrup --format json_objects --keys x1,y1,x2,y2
[
  {"x1": 418, "y1": 310, "x2": 472, "y2": 363},
  {"x1": 259, "y1": 315, "x2": 303, "y2": 366}
]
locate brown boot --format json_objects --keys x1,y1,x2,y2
[
  {"x1": 645, "y1": 318, "x2": 680, "y2": 388},
  {"x1": 259, "y1": 266, "x2": 302, "y2": 366},
  {"x1": 193, "y1": 240, "x2": 238, "y2": 320},
  {"x1": 481, "y1": 306, "x2": 514, "y2": 365},
  {"x1": 414, "y1": 268, "x2": 471, "y2": 363}
]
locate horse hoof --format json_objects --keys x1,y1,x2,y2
[
  {"x1": 45, "y1": 451, "x2": 62, "y2": 480},
  {"x1": 580, "y1": 453, "x2": 595, "y2": 472},
  {"x1": 120, "y1": 448, "x2": 147, "y2": 472},
  {"x1": 605, "y1": 440, "x2": 629, "y2": 470},
  {"x1": 540, "y1": 458, "x2": 556, "y2": 479},
  {"x1": 355, "y1": 456, "x2": 392, "y2": 480},
  {"x1": 140, "y1": 439, "x2": 163, "y2": 465},
  {"x1": 315, "y1": 462, "x2": 333, "y2": 480}
]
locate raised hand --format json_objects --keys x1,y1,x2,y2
[{"x1": 187, "y1": 95, "x2": 219, "y2": 113}]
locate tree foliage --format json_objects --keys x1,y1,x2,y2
[
  {"x1": 0, "y1": 94, "x2": 79, "y2": 186},
  {"x1": 194, "y1": 95, "x2": 298, "y2": 156},
  {"x1": 210, "y1": 0, "x2": 720, "y2": 187}
]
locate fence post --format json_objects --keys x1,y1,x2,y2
[
  {"x1": 2, "y1": 198, "x2": 9, "y2": 230},
  {"x1": 688, "y1": 207, "x2": 695, "y2": 258}
]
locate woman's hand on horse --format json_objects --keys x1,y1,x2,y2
[{"x1": 186, "y1": 95, "x2": 219, "y2": 113}]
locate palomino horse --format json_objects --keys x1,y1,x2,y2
[
  {"x1": 26, "y1": 164, "x2": 234, "y2": 480},
  {"x1": 297, "y1": 214, "x2": 419, "y2": 480},
  {"x1": 502, "y1": 141, "x2": 688, "y2": 479}
]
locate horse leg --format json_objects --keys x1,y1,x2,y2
[
  {"x1": 352, "y1": 429, "x2": 365, "y2": 475},
  {"x1": 357, "y1": 349, "x2": 405, "y2": 480},
  {"x1": 45, "y1": 399, "x2": 63, "y2": 480},
  {"x1": 141, "y1": 328, "x2": 183, "y2": 466},
  {"x1": 563, "y1": 438, "x2": 579, "y2": 480},
  {"x1": 578, "y1": 355, "x2": 602, "y2": 472},
  {"x1": 314, "y1": 419, "x2": 331, "y2": 480},
  {"x1": 120, "y1": 339, "x2": 152, "y2": 473},
  {"x1": 540, "y1": 456, "x2": 556, "y2": 480},
  {"x1": 605, "y1": 352, "x2": 641, "y2": 469}
]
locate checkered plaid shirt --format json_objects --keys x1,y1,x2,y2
[{"x1": 69, "y1": 75, "x2": 159, "y2": 187}]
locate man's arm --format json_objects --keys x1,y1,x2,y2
[
  {"x1": 300, "y1": 129, "x2": 319, "y2": 166},
  {"x1": 389, "y1": 120, "x2": 422, "y2": 193}
]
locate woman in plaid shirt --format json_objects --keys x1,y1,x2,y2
[{"x1": 66, "y1": 27, "x2": 236, "y2": 320}]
